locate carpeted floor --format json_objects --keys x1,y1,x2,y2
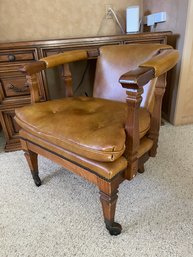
[{"x1": 0, "y1": 123, "x2": 193, "y2": 257}]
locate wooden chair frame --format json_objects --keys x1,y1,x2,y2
[{"x1": 17, "y1": 47, "x2": 178, "y2": 235}]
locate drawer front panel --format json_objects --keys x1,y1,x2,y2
[
  {"x1": 1, "y1": 76, "x2": 30, "y2": 97},
  {"x1": 0, "y1": 50, "x2": 35, "y2": 63},
  {"x1": 0, "y1": 71, "x2": 31, "y2": 105},
  {"x1": 0, "y1": 71, "x2": 46, "y2": 105}
]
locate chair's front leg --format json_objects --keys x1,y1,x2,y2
[
  {"x1": 100, "y1": 189, "x2": 122, "y2": 235},
  {"x1": 20, "y1": 137, "x2": 41, "y2": 187},
  {"x1": 98, "y1": 176, "x2": 123, "y2": 236},
  {"x1": 24, "y1": 150, "x2": 41, "y2": 187}
]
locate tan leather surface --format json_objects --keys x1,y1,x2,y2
[
  {"x1": 93, "y1": 44, "x2": 173, "y2": 112},
  {"x1": 15, "y1": 97, "x2": 151, "y2": 162},
  {"x1": 19, "y1": 129, "x2": 128, "y2": 180},
  {"x1": 140, "y1": 49, "x2": 179, "y2": 77},
  {"x1": 40, "y1": 50, "x2": 88, "y2": 68}
]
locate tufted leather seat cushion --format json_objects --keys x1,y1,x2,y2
[{"x1": 15, "y1": 97, "x2": 151, "y2": 162}]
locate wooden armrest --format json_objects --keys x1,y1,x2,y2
[
  {"x1": 119, "y1": 49, "x2": 179, "y2": 89},
  {"x1": 40, "y1": 50, "x2": 88, "y2": 68},
  {"x1": 140, "y1": 49, "x2": 179, "y2": 77},
  {"x1": 19, "y1": 50, "x2": 88, "y2": 76},
  {"x1": 19, "y1": 50, "x2": 89, "y2": 103},
  {"x1": 119, "y1": 67, "x2": 155, "y2": 89}
]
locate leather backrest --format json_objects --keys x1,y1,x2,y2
[{"x1": 93, "y1": 44, "x2": 170, "y2": 111}]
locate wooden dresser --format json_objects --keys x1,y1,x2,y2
[{"x1": 0, "y1": 32, "x2": 171, "y2": 151}]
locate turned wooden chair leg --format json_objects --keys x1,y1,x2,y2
[
  {"x1": 24, "y1": 150, "x2": 41, "y2": 187},
  {"x1": 99, "y1": 179, "x2": 122, "y2": 236}
]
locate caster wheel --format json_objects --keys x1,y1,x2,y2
[
  {"x1": 106, "y1": 222, "x2": 122, "y2": 236},
  {"x1": 33, "y1": 174, "x2": 41, "y2": 187},
  {"x1": 138, "y1": 167, "x2": 145, "y2": 173}
]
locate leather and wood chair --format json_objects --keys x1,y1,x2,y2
[{"x1": 15, "y1": 44, "x2": 179, "y2": 235}]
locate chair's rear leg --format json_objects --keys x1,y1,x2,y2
[
  {"x1": 149, "y1": 140, "x2": 158, "y2": 157},
  {"x1": 24, "y1": 150, "x2": 41, "y2": 187},
  {"x1": 98, "y1": 178, "x2": 122, "y2": 236},
  {"x1": 138, "y1": 164, "x2": 145, "y2": 173}
]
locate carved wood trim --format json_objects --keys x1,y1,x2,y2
[
  {"x1": 124, "y1": 87, "x2": 144, "y2": 180},
  {"x1": 8, "y1": 82, "x2": 29, "y2": 93}
]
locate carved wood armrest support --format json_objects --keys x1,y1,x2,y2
[
  {"x1": 119, "y1": 49, "x2": 179, "y2": 171},
  {"x1": 119, "y1": 67, "x2": 154, "y2": 159},
  {"x1": 119, "y1": 66, "x2": 159, "y2": 180},
  {"x1": 120, "y1": 86, "x2": 143, "y2": 180},
  {"x1": 139, "y1": 50, "x2": 179, "y2": 156},
  {"x1": 148, "y1": 74, "x2": 166, "y2": 157},
  {"x1": 19, "y1": 62, "x2": 46, "y2": 103},
  {"x1": 119, "y1": 68, "x2": 154, "y2": 180},
  {"x1": 19, "y1": 50, "x2": 89, "y2": 102}
]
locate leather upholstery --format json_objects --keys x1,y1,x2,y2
[
  {"x1": 15, "y1": 97, "x2": 151, "y2": 162},
  {"x1": 93, "y1": 44, "x2": 172, "y2": 112},
  {"x1": 19, "y1": 129, "x2": 128, "y2": 180}
]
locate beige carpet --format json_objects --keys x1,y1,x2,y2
[{"x1": 0, "y1": 123, "x2": 193, "y2": 257}]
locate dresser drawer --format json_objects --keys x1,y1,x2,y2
[
  {"x1": 0, "y1": 72, "x2": 30, "y2": 105},
  {"x1": 0, "y1": 70, "x2": 46, "y2": 105},
  {"x1": 0, "y1": 49, "x2": 35, "y2": 63},
  {"x1": 1, "y1": 76, "x2": 30, "y2": 97}
]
